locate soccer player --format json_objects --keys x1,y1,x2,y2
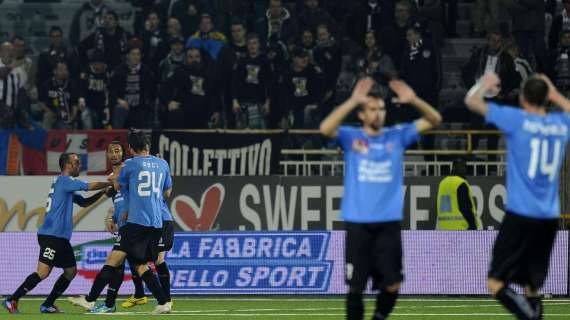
[
  {"x1": 465, "y1": 72, "x2": 570, "y2": 320},
  {"x1": 68, "y1": 130, "x2": 172, "y2": 314},
  {"x1": 67, "y1": 141, "x2": 141, "y2": 313},
  {"x1": 121, "y1": 198, "x2": 174, "y2": 309},
  {"x1": 2, "y1": 153, "x2": 111, "y2": 314},
  {"x1": 319, "y1": 77, "x2": 442, "y2": 320}
]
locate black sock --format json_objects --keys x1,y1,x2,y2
[
  {"x1": 346, "y1": 291, "x2": 364, "y2": 320},
  {"x1": 128, "y1": 258, "x2": 145, "y2": 298},
  {"x1": 10, "y1": 273, "x2": 42, "y2": 301},
  {"x1": 43, "y1": 274, "x2": 71, "y2": 307},
  {"x1": 140, "y1": 269, "x2": 167, "y2": 305},
  {"x1": 105, "y1": 265, "x2": 124, "y2": 308},
  {"x1": 495, "y1": 287, "x2": 536, "y2": 320},
  {"x1": 373, "y1": 289, "x2": 399, "y2": 319},
  {"x1": 527, "y1": 296, "x2": 543, "y2": 320},
  {"x1": 156, "y1": 262, "x2": 171, "y2": 302},
  {"x1": 86, "y1": 265, "x2": 115, "y2": 302}
]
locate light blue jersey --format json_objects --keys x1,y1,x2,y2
[
  {"x1": 486, "y1": 102, "x2": 570, "y2": 219},
  {"x1": 118, "y1": 155, "x2": 172, "y2": 228},
  {"x1": 38, "y1": 175, "x2": 89, "y2": 240},
  {"x1": 162, "y1": 199, "x2": 173, "y2": 222},
  {"x1": 112, "y1": 190, "x2": 127, "y2": 229},
  {"x1": 336, "y1": 124, "x2": 419, "y2": 223}
]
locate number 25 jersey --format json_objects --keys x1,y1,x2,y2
[
  {"x1": 486, "y1": 102, "x2": 570, "y2": 219},
  {"x1": 118, "y1": 156, "x2": 172, "y2": 228}
]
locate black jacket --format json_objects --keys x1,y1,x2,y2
[
  {"x1": 231, "y1": 54, "x2": 273, "y2": 104},
  {"x1": 36, "y1": 46, "x2": 79, "y2": 88},
  {"x1": 79, "y1": 27, "x2": 131, "y2": 71},
  {"x1": 109, "y1": 63, "x2": 157, "y2": 110}
]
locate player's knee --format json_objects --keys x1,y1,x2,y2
[
  {"x1": 106, "y1": 250, "x2": 126, "y2": 267},
  {"x1": 63, "y1": 267, "x2": 77, "y2": 280},
  {"x1": 36, "y1": 263, "x2": 52, "y2": 279},
  {"x1": 487, "y1": 278, "x2": 504, "y2": 296},
  {"x1": 385, "y1": 282, "x2": 401, "y2": 294}
]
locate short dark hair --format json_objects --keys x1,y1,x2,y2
[
  {"x1": 127, "y1": 129, "x2": 150, "y2": 153},
  {"x1": 49, "y1": 26, "x2": 63, "y2": 36},
  {"x1": 106, "y1": 10, "x2": 119, "y2": 21},
  {"x1": 246, "y1": 32, "x2": 260, "y2": 42},
  {"x1": 230, "y1": 18, "x2": 246, "y2": 29},
  {"x1": 108, "y1": 140, "x2": 125, "y2": 157},
  {"x1": 59, "y1": 153, "x2": 76, "y2": 171},
  {"x1": 523, "y1": 77, "x2": 548, "y2": 107},
  {"x1": 52, "y1": 60, "x2": 68, "y2": 71}
]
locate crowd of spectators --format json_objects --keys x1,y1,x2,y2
[{"x1": 0, "y1": 0, "x2": 568, "y2": 132}]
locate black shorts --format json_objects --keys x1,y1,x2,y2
[
  {"x1": 345, "y1": 221, "x2": 403, "y2": 290},
  {"x1": 118, "y1": 223, "x2": 163, "y2": 264},
  {"x1": 112, "y1": 226, "x2": 127, "y2": 251},
  {"x1": 37, "y1": 234, "x2": 76, "y2": 268},
  {"x1": 489, "y1": 212, "x2": 558, "y2": 289},
  {"x1": 158, "y1": 220, "x2": 174, "y2": 253}
]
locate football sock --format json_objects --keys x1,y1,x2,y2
[
  {"x1": 105, "y1": 265, "x2": 124, "y2": 308},
  {"x1": 43, "y1": 274, "x2": 71, "y2": 307},
  {"x1": 141, "y1": 269, "x2": 167, "y2": 305},
  {"x1": 496, "y1": 287, "x2": 535, "y2": 320},
  {"x1": 156, "y1": 262, "x2": 171, "y2": 302},
  {"x1": 128, "y1": 258, "x2": 145, "y2": 298},
  {"x1": 86, "y1": 265, "x2": 115, "y2": 302},
  {"x1": 527, "y1": 296, "x2": 543, "y2": 320},
  {"x1": 10, "y1": 272, "x2": 42, "y2": 301},
  {"x1": 346, "y1": 291, "x2": 364, "y2": 320},
  {"x1": 373, "y1": 289, "x2": 399, "y2": 319}
]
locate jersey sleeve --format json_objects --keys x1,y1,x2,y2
[
  {"x1": 397, "y1": 122, "x2": 420, "y2": 148},
  {"x1": 62, "y1": 176, "x2": 89, "y2": 192},
  {"x1": 162, "y1": 160, "x2": 173, "y2": 191},
  {"x1": 117, "y1": 162, "x2": 131, "y2": 190},
  {"x1": 485, "y1": 102, "x2": 523, "y2": 134},
  {"x1": 334, "y1": 126, "x2": 354, "y2": 151}
]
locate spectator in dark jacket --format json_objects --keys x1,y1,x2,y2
[
  {"x1": 159, "y1": 36, "x2": 186, "y2": 83},
  {"x1": 167, "y1": 17, "x2": 185, "y2": 40},
  {"x1": 161, "y1": 47, "x2": 220, "y2": 128},
  {"x1": 510, "y1": 0, "x2": 547, "y2": 71},
  {"x1": 313, "y1": 23, "x2": 341, "y2": 116},
  {"x1": 78, "y1": 50, "x2": 111, "y2": 129},
  {"x1": 548, "y1": 30, "x2": 570, "y2": 98},
  {"x1": 217, "y1": 19, "x2": 248, "y2": 128},
  {"x1": 346, "y1": 0, "x2": 396, "y2": 46},
  {"x1": 109, "y1": 46, "x2": 157, "y2": 129},
  {"x1": 39, "y1": 61, "x2": 80, "y2": 129},
  {"x1": 298, "y1": 29, "x2": 316, "y2": 65},
  {"x1": 69, "y1": 0, "x2": 111, "y2": 46},
  {"x1": 380, "y1": 0, "x2": 431, "y2": 71},
  {"x1": 298, "y1": 0, "x2": 336, "y2": 36},
  {"x1": 79, "y1": 11, "x2": 132, "y2": 72},
  {"x1": 255, "y1": 0, "x2": 297, "y2": 45},
  {"x1": 461, "y1": 29, "x2": 518, "y2": 161},
  {"x1": 548, "y1": 0, "x2": 570, "y2": 50},
  {"x1": 172, "y1": 0, "x2": 202, "y2": 38},
  {"x1": 37, "y1": 26, "x2": 79, "y2": 88},
  {"x1": 279, "y1": 48, "x2": 324, "y2": 129},
  {"x1": 231, "y1": 33, "x2": 273, "y2": 129},
  {"x1": 141, "y1": 11, "x2": 170, "y2": 72}
]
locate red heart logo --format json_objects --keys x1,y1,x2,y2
[{"x1": 171, "y1": 183, "x2": 225, "y2": 231}]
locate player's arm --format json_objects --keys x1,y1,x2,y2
[
  {"x1": 539, "y1": 74, "x2": 570, "y2": 112},
  {"x1": 319, "y1": 77, "x2": 375, "y2": 138},
  {"x1": 87, "y1": 181, "x2": 112, "y2": 191},
  {"x1": 73, "y1": 190, "x2": 107, "y2": 207},
  {"x1": 389, "y1": 79, "x2": 442, "y2": 133},
  {"x1": 464, "y1": 72, "x2": 501, "y2": 117}
]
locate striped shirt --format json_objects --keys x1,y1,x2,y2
[{"x1": 0, "y1": 61, "x2": 27, "y2": 108}]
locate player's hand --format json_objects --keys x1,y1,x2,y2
[
  {"x1": 121, "y1": 211, "x2": 128, "y2": 222},
  {"x1": 389, "y1": 79, "x2": 417, "y2": 104},
  {"x1": 480, "y1": 72, "x2": 501, "y2": 95},
  {"x1": 106, "y1": 219, "x2": 118, "y2": 234},
  {"x1": 350, "y1": 77, "x2": 375, "y2": 105},
  {"x1": 538, "y1": 74, "x2": 559, "y2": 101}
]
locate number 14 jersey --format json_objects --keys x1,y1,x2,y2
[
  {"x1": 118, "y1": 155, "x2": 172, "y2": 228},
  {"x1": 486, "y1": 102, "x2": 570, "y2": 219}
]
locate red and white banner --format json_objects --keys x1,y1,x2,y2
[{"x1": 22, "y1": 130, "x2": 128, "y2": 175}]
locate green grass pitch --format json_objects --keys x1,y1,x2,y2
[{"x1": 3, "y1": 296, "x2": 570, "y2": 319}]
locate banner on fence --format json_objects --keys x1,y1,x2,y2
[
  {"x1": 0, "y1": 231, "x2": 566, "y2": 295},
  {"x1": 167, "y1": 176, "x2": 506, "y2": 231},
  {"x1": 152, "y1": 131, "x2": 283, "y2": 176}
]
